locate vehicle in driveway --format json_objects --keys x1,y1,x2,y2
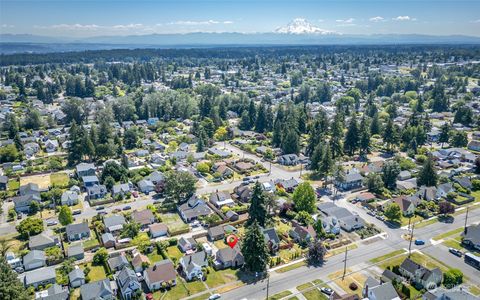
[
  {"x1": 132, "y1": 191, "x2": 139, "y2": 198},
  {"x1": 321, "y1": 287, "x2": 333, "y2": 295},
  {"x1": 414, "y1": 239, "x2": 425, "y2": 245},
  {"x1": 72, "y1": 209, "x2": 81, "y2": 215},
  {"x1": 449, "y1": 248, "x2": 463, "y2": 257},
  {"x1": 46, "y1": 220, "x2": 58, "y2": 226},
  {"x1": 96, "y1": 206, "x2": 105, "y2": 210}
]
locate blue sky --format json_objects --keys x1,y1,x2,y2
[{"x1": 1, "y1": 0, "x2": 479, "y2": 37}]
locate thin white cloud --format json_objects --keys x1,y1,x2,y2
[
  {"x1": 369, "y1": 16, "x2": 384, "y2": 22},
  {"x1": 1, "y1": 24, "x2": 15, "y2": 28},
  {"x1": 471, "y1": 19, "x2": 480, "y2": 23},
  {"x1": 336, "y1": 18, "x2": 355, "y2": 24},
  {"x1": 168, "y1": 20, "x2": 233, "y2": 26},
  {"x1": 393, "y1": 16, "x2": 416, "y2": 21}
]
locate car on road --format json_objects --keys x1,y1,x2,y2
[
  {"x1": 367, "y1": 211, "x2": 375, "y2": 216},
  {"x1": 96, "y1": 206, "x2": 105, "y2": 211},
  {"x1": 321, "y1": 287, "x2": 333, "y2": 295},
  {"x1": 123, "y1": 206, "x2": 131, "y2": 211},
  {"x1": 254, "y1": 175, "x2": 260, "y2": 179},
  {"x1": 209, "y1": 294, "x2": 221, "y2": 300},
  {"x1": 414, "y1": 239, "x2": 425, "y2": 245},
  {"x1": 449, "y1": 248, "x2": 463, "y2": 257},
  {"x1": 97, "y1": 211, "x2": 107, "y2": 216},
  {"x1": 72, "y1": 209, "x2": 81, "y2": 215}
]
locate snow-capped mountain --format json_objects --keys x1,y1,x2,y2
[{"x1": 275, "y1": 18, "x2": 336, "y2": 35}]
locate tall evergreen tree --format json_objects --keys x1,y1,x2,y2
[
  {"x1": 241, "y1": 220, "x2": 269, "y2": 273},
  {"x1": 247, "y1": 182, "x2": 267, "y2": 227},
  {"x1": 439, "y1": 122, "x2": 450, "y2": 148},
  {"x1": 417, "y1": 155, "x2": 438, "y2": 187},
  {"x1": 344, "y1": 116, "x2": 359, "y2": 156},
  {"x1": 255, "y1": 103, "x2": 267, "y2": 133},
  {"x1": 0, "y1": 257, "x2": 30, "y2": 300},
  {"x1": 330, "y1": 113, "x2": 344, "y2": 158},
  {"x1": 359, "y1": 116, "x2": 371, "y2": 155},
  {"x1": 383, "y1": 118, "x2": 398, "y2": 151}
]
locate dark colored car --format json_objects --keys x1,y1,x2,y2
[
  {"x1": 449, "y1": 248, "x2": 463, "y2": 257},
  {"x1": 414, "y1": 239, "x2": 425, "y2": 245}
]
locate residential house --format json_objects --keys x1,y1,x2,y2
[
  {"x1": 86, "y1": 184, "x2": 108, "y2": 200},
  {"x1": 80, "y1": 279, "x2": 117, "y2": 300},
  {"x1": 146, "y1": 171, "x2": 165, "y2": 185},
  {"x1": 148, "y1": 223, "x2": 168, "y2": 238},
  {"x1": 398, "y1": 170, "x2": 412, "y2": 181},
  {"x1": 24, "y1": 267, "x2": 56, "y2": 288},
  {"x1": 76, "y1": 163, "x2": 96, "y2": 177},
  {"x1": 462, "y1": 224, "x2": 480, "y2": 250},
  {"x1": 321, "y1": 216, "x2": 341, "y2": 235},
  {"x1": 66, "y1": 222, "x2": 90, "y2": 242},
  {"x1": 61, "y1": 190, "x2": 79, "y2": 206},
  {"x1": 263, "y1": 228, "x2": 280, "y2": 253},
  {"x1": 137, "y1": 179, "x2": 155, "y2": 194},
  {"x1": 101, "y1": 233, "x2": 116, "y2": 248},
  {"x1": 13, "y1": 194, "x2": 41, "y2": 213},
  {"x1": 275, "y1": 178, "x2": 300, "y2": 193},
  {"x1": 277, "y1": 154, "x2": 299, "y2": 166},
  {"x1": 208, "y1": 147, "x2": 230, "y2": 158},
  {"x1": 318, "y1": 203, "x2": 365, "y2": 232},
  {"x1": 69, "y1": 267, "x2": 86, "y2": 288},
  {"x1": 29, "y1": 232, "x2": 59, "y2": 251},
  {"x1": 178, "y1": 196, "x2": 213, "y2": 223},
  {"x1": 131, "y1": 209, "x2": 156, "y2": 229},
  {"x1": 23, "y1": 250, "x2": 46, "y2": 271},
  {"x1": 362, "y1": 277, "x2": 401, "y2": 300},
  {"x1": 82, "y1": 175, "x2": 100, "y2": 187},
  {"x1": 423, "y1": 287, "x2": 480, "y2": 300},
  {"x1": 468, "y1": 140, "x2": 480, "y2": 152},
  {"x1": 0, "y1": 175, "x2": 7, "y2": 190},
  {"x1": 391, "y1": 196, "x2": 416, "y2": 216},
  {"x1": 209, "y1": 191, "x2": 235, "y2": 208},
  {"x1": 104, "y1": 215, "x2": 126, "y2": 234},
  {"x1": 335, "y1": 172, "x2": 363, "y2": 191},
  {"x1": 212, "y1": 163, "x2": 233, "y2": 178},
  {"x1": 108, "y1": 253, "x2": 130, "y2": 272},
  {"x1": 178, "y1": 237, "x2": 197, "y2": 252},
  {"x1": 289, "y1": 221, "x2": 317, "y2": 244},
  {"x1": 67, "y1": 243, "x2": 84, "y2": 260},
  {"x1": 35, "y1": 283, "x2": 69, "y2": 300},
  {"x1": 144, "y1": 260, "x2": 177, "y2": 291},
  {"x1": 179, "y1": 251, "x2": 209, "y2": 281},
  {"x1": 339, "y1": 215, "x2": 365, "y2": 232},
  {"x1": 207, "y1": 225, "x2": 225, "y2": 241},
  {"x1": 225, "y1": 210, "x2": 239, "y2": 221},
  {"x1": 19, "y1": 182, "x2": 41, "y2": 196},
  {"x1": 131, "y1": 250, "x2": 150, "y2": 273},
  {"x1": 214, "y1": 245, "x2": 244, "y2": 270},
  {"x1": 44, "y1": 139, "x2": 59, "y2": 152},
  {"x1": 232, "y1": 185, "x2": 253, "y2": 203},
  {"x1": 116, "y1": 266, "x2": 141, "y2": 300},
  {"x1": 399, "y1": 258, "x2": 442, "y2": 289},
  {"x1": 112, "y1": 183, "x2": 131, "y2": 198}
]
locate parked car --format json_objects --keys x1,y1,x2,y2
[
  {"x1": 46, "y1": 220, "x2": 58, "y2": 226},
  {"x1": 449, "y1": 248, "x2": 463, "y2": 257},
  {"x1": 132, "y1": 191, "x2": 139, "y2": 198},
  {"x1": 209, "y1": 294, "x2": 221, "y2": 300},
  {"x1": 72, "y1": 209, "x2": 81, "y2": 215},
  {"x1": 123, "y1": 206, "x2": 131, "y2": 211},
  {"x1": 15, "y1": 267, "x2": 24, "y2": 274},
  {"x1": 321, "y1": 287, "x2": 333, "y2": 295},
  {"x1": 96, "y1": 206, "x2": 105, "y2": 211},
  {"x1": 414, "y1": 239, "x2": 425, "y2": 245}
]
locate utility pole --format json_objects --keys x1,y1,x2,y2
[
  {"x1": 408, "y1": 216, "x2": 412, "y2": 232},
  {"x1": 269, "y1": 161, "x2": 272, "y2": 175},
  {"x1": 464, "y1": 206, "x2": 470, "y2": 234},
  {"x1": 265, "y1": 273, "x2": 270, "y2": 299},
  {"x1": 408, "y1": 223, "x2": 415, "y2": 258},
  {"x1": 342, "y1": 246, "x2": 348, "y2": 280}
]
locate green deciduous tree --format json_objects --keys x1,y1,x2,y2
[
  {"x1": 381, "y1": 160, "x2": 400, "y2": 190},
  {"x1": 292, "y1": 182, "x2": 316, "y2": 213},
  {"x1": 306, "y1": 239, "x2": 327, "y2": 266},
  {"x1": 443, "y1": 269, "x2": 463, "y2": 287},
  {"x1": 384, "y1": 203, "x2": 402, "y2": 222},
  {"x1": 93, "y1": 248, "x2": 109, "y2": 265},
  {"x1": 58, "y1": 206, "x2": 73, "y2": 226},
  {"x1": 164, "y1": 170, "x2": 197, "y2": 204},
  {"x1": 16, "y1": 217, "x2": 44, "y2": 239}
]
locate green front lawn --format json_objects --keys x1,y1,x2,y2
[
  {"x1": 268, "y1": 290, "x2": 293, "y2": 300},
  {"x1": 370, "y1": 249, "x2": 407, "y2": 264},
  {"x1": 379, "y1": 251, "x2": 450, "y2": 272},
  {"x1": 302, "y1": 288, "x2": 328, "y2": 300},
  {"x1": 166, "y1": 246, "x2": 183, "y2": 261},
  {"x1": 147, "y1": 249, "x2": 165, "y2": 263},
  {"x1": 275, "y1": 261, "x2": 306, "y2": 273},
  {"x1": 81, "y1": 263, "x2": 107, "y2": 281},
  {"x1": 50, "y1": 172, "x2": 69, "y2": 188},
  {"x1": 205, "y1": 268, "x2": 239, "y2": 288},
  {"x1": 433, "y1": 227, "x2": 464, "y2": 241},
  {"x1": 7, "y1": 179, "x2": 20, "y2": 190}
]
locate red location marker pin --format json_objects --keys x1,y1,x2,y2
[{"x1": 226, "y1": 234, "x2": 238, "y2": 249}]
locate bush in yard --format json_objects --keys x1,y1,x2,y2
[
  {"x1": 443, "y1": 269, "x2": 463, "y2": 288},
  {"x1": 93, "y1": 248, "x2": 108, "y2": 265},
  {"x1": 295, "y1": 211, "x2": 314, "y2": 225},
  {"x1": 17, "y1": 217, "x2": 44, "y2": 239},
  {"x1": 168, "y1": 238, "x2": 178, "y2": 246},
  {"x1": 349, "y1": 283, "x2": 358, "y2": 290},
  {"x1": 472, "y1": 179, "x2": 480, "y2": 191}
]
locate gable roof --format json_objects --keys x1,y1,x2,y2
[
  {"x1": 145, "y1": 259, "x2": 176, "y2": 283},
  {"x1": 80, "y1": 279, "x2": 114, "y2": 300}
]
